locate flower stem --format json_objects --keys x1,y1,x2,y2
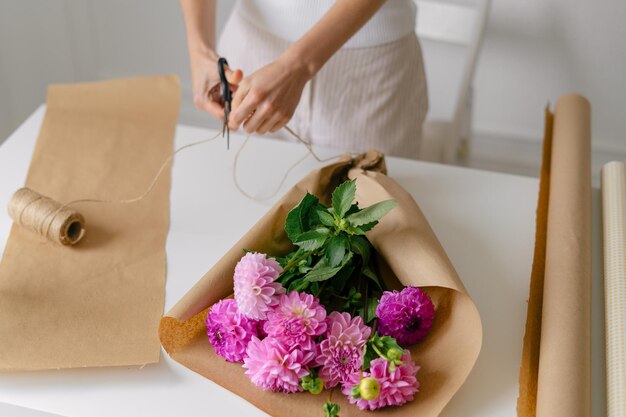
[
  {"x1": 371, "y1": 342, "x2": 385, "y2": 359},
  {"x1": 279, "y1": 250, "x2": 312, "y2": 277}
]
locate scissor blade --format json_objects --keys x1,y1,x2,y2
[{"x1": 224, "y1": 106, "x2": 231, "y2": 150}]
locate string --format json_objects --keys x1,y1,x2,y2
[
  {"x1": 18, "y1": 124, "x2": 347, "y2": 241},
  {"x1": 39, "y1": 132, "x2": 223, "y2": 239},
  {"x1": 232, "y1": 125, "x2": 346, "y2": 201}
]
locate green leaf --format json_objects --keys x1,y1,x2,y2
[
  {"x1": 332, "y1": 180, "x2": 356, "y2": 219},
  {"x1": 278, "y1": 269, "x2": 298, "y2": 286},
  {"x1": 331, "y1": 265, "x2": 354, "y2": 293},
  {"x1": 362, "y1": 342, "x2": 378, "y2": 371},
  {"x1": 345, "y1": 221, "x2": 378, "y2": 236},
  {"x1": 365, "y1": 296, "x2": 379, "y2": 323},
  {"x1": 362, "y1": 265, "x2": 382, "y2": 290},
  {"x1": 304, "y1": 252, "x2": 353, "y2": 282},
  {"x1": 349, "y1": 235, "x2": 371, "y2": 264},
  {"x1": 287, "y1": 276, "x2": 309, "y2": 292},
  {"x1": 285, "y1": 193, "x2": 319, "y2": 243},
  {"x1": 345, "y1": 203, "x2": 360, "y2": 216},
  {"x1": 303, "y1": 264, "x2": 343, "y2": 283},
  {"x1": 294, "y1": 227, "x2": 330, "y2": 251},
  {"x1": 323, "y1": 402, "x2": 340, "y2": 417},
  {"x1": 346, "y1": 200, "x2": 397, "y2": 227},
  {"x1": 362, "y1": 333, "x2": 403, "y2": 370},
  {"x1": 316, "y1": 208, "x2": 335, "y2": 227},
  {"x1": 325, "y1": 235, "x2": 347, "y2": 267}
]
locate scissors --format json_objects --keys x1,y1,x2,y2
[{"x1": 217, "y1": 57, "x2": 232, "y2": 149}]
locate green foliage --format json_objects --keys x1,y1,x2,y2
[
  {"x1": 332, "y1": 180, "x2": 356, "y2": 218},
  {"x1": 323, "y1": 402, "x2": 340, "y2": 417},
  {"x1": 280, "y1": 179, "x2": 397, "y2": 323},
  {"x1": 300, "y1": 371, "x2": 324, "y2": 395},
  {"x1": 357, "y1": 296, "x2": 379, "y2": 324},
  {"x1": 345, "y1": 200, "x2": 397, "y2": 227},
  {"x1": 285, "y1": 193, "x2": 320, "y2": 242},
  {"x1": 362, "y1": 333, "x2": 404, "y2": 371},
  {"x1": 325, "y1": 235, "x2": 347, "y2": 267}
]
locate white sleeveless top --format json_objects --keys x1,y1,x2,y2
[{"x1": 237, "y1": 0, "x2": 417, "y2": 48}]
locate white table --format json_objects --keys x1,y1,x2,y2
[{"x1": 0, "y1": 106, "x2": 605, "y2": 416}]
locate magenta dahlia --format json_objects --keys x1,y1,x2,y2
[
  {"x1": 343, "y1": 351, "x2": 420, "y2": 410},
  {"x1": 316, "y1": 311, "x2": 372, "y2": 389},
  {"x1": 233, "y1": 252, "x2": 285, "y2": 320},
  {"x1": 376, "y1": 286, "x2": 435, "y2": 346},
  {"x1": 243, "y1": 336, "x2": 315, "y2": 393},
  {"x1": 264, "y1": 291, "x2": 327, "y2": 348},
  {"x1": 205, "y1": 298, "x2": 259, "y2": 362}
]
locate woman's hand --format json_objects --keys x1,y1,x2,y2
[
  {"x1": 190, "y1": 50, "x2": 243, "y2": 121},
  {"x1": 228, "y1": 57, "x2": 311, "y2": 135}
]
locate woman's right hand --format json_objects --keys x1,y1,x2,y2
[{"x1": 190, "y1": 50, "x2": 243, "y2": 121}]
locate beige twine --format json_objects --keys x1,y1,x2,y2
[{"x1": 8, "y1": 126, "x2": 346, "y2": 246}]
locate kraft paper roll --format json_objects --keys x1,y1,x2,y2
[
  {"x1": 601, "y1": 161, "x2": 626, "y2": 417},
  {"x1": 518, "y1": 94, "x2": 592, "y2": 417}
]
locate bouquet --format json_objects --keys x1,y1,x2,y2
[
  {"x1": 206, "y1": 178, "x2": 435, "y2": 415},
  {"x1": 159, "y1": 153, "x2": 481, "y2": 417}
]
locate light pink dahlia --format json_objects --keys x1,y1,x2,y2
[
  {"x1": 243, "y1": 336, "x2": 314, "y2": 393},
  {"x1": 233, "y1": 252, "x2": 285, "y2": 320},
  {"x1": 205, "y1": 298, "x2": 259, "y2": 362},
  {"x1": 264, "y1": 291, "x2": 327, "y2": 347},
  {"x1": 342, "y1": 351, "x2": 420, "y2": 410},
  {"x1": 376, "y1": 286, "x2": 435, "y2": 346},
  {"x1": 316, "y1": 311, "x2": 372, "y2": 389}
]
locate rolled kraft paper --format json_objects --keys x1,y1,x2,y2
[
  {"x1": 7, "y1": 187, "x2": 85, "y2": 246},
  {"x1": 517, "y1": 106, "x2": 553, "y2": 417},
  {"x1": 535, "y1": 94, "x2": 592, "y2": 417},
  {"x1": 601, "y1": 161, "x2": 626, "y2": 417},
  {"x1": 159, "y1": 154, "x2": 483, "y2": 417}
]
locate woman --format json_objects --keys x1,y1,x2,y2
[{"x1": 180, "y1": 0, "x2": 428, "y2": 158}]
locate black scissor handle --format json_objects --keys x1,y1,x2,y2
[{"x1": 217, "y1": 57, "x2": 231, "y2": 104}]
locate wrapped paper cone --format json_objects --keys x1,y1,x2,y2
[
  {"x1": 159, "y1": 152, "x2": 482, "y2": 417},
  {"x1": 601, "y1": 161, "x2": 626, "y2": 417},
  {"x1": 517, "y1": 94, "x2": 592, "y2": 417}
]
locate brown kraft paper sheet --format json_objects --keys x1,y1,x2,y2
[
  {"x1": 0, "y1": 75, "x2": 180, "y2": 370},
  {"x1": 159, "y1": 153, "x2": 483, "y2": 417},
  {"x1": 517, "y1": 94, "x2": 592, "y2": 416}
]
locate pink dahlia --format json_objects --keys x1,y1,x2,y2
[
  {"x1": 243, "y1": 336, "x2": 314, "y2": 393},
  {"x1": 376, "y1": 286, "x2": 435, "y2": 346},
  {"x1": 233, "y1": 252, "x2": 285, "y2": 320},
  {"x1": 316, "y1": 311, "x2": 372, "y2": 389},
  {"x1": 205, "y1": 298, "x2": 259, "y2": 362},
  {"x1": 343, "y1": 351, "x2": 420, "y2": 410},
  {"x1": 264, "y1": 291, "x2": 327, "y2": 348}
]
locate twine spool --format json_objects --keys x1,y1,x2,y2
[{"x1": 8, "y1": 187, "x2": 85, "y2": 246}]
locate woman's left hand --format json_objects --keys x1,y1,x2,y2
[{"x1": 228, "y1": 57, "x2": 311, "y2": 135}]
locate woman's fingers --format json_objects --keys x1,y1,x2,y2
[
  {"x1": 226, "y1": 68, "x2": 243, "y2": 85},
  {"x1": 269, "y1": 116, "x2": 290, "y2": 133},
  {"x1": 194, "y1": 89, "x2": 225, "y2": 120},
  {"x1": 243, "y1": 101, "x2": 273, "y2": 133},
  {"x1": 257, "y1": 112, "x2": 284, "y2": 135},
  {"x1": 230, "y1": 87, "x2": 263, "y2": 130}
]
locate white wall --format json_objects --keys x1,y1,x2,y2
[
  {"x1": 474, "y1": 0, "x2": 626, "y2": 152},
  {"x1": 0, "y1": 0, "x2": 624, "y2": 171}
]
